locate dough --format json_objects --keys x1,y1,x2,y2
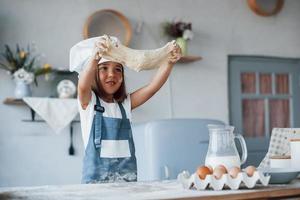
[{"x1": 69, "y1": 35, "x2": 176, "y2": 73}]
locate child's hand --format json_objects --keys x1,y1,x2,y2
[
  {"x1": 93, "y1": 37, "x2": 109, "y2": 60},
  {"x1": 168, "y1": 44, "x2": 182, "y2": 64}
]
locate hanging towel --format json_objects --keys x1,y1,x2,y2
[{"x1": 23, "y1": 97, "x2": 78, "y2": 134}]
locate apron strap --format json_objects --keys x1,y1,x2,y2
[
  {"x1": 94, "y1": 95, "x2": 103, "y2": 148},
  {"x1": 118, "y1": 102, "x2": 127, "y2": 119}
]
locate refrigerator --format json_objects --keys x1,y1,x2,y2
[{"x1": 132, "y1": 118, "x2": 224, "y2": 181}]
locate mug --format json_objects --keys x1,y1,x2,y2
[{"x1": 290, "y1": 139, "x2": 300, "y2": 169}]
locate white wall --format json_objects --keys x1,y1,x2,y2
[{"x1": 0, "y1": 0, "x2": 300, "y2": 186}]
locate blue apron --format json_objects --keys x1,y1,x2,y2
[{"x1": 82, "y1": 95, "x2": 137, "y2": 183}]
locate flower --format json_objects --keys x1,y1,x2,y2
[
  {"x1": 162, "y1": 20, "x2": 193, "y2": 40},
  {"x1": 183, "y1": 29, "x2": 194, "y2": 40},
  {"x1": 13, "y1": 68, "x2": 34, "y2": 84},
  {"x1": 0, "y1": 44, "x2": 52, "y2": 85}
]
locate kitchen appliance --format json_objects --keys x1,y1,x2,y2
[{"x1": 132, "y1": 118, "x2": 224, "y2": 181}]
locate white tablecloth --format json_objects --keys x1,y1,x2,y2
[{"x1": 23, "y1": 97, "x2": 78, "y2": 134}]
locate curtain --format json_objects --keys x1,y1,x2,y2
[{"x1": 241, "y1": 73, "x2": 290, "y2": 137}]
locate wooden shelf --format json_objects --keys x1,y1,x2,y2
[
  {"x1": 178, "y1": 55, "x2": 202, "y2": 63},
  {"x1": 3, "y1": 98, "x2": 25, "y2": 105}
]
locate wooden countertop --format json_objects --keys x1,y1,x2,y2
[{"x1": 0, "y1": 179, "x2": 300, "y2": 200}]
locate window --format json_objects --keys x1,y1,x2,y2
[{"x1": 229, "y1": 56, "x2": 300, "y2": 166}]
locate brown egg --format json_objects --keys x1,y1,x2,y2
[
  {"x1": 213, "y1": 167, "x2": 226, "y2": 179},
  {"x1": 244, "y1": 165, "x2": 256, "y2": 177},
  {"x1": 196, "y1": 166, "x2": 212, "y2": 180},
  {"x1": 207, "y1": 165, "x2": 213, "y2": 173},
  {"x1": 228, "y1": 166, "x2": 241, "y2": 178}
]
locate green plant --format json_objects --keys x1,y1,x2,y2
[{"x1": 0, "y1": 44, "x2": 52, "y2": 85}]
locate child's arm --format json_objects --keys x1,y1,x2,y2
[
  {"x1": 78, "y1": 38, "x2": 107, "y2": 109},
  {"x1": 130, "y1": 46, "x2": 181, "y2": 110},
  {"x1": 77, "y1": 58, "x2": 97, "y2": 109}
]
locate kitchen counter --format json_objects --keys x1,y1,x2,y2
[{"x1": 1, "y1": 179, "x2": 300, "y2": 200}]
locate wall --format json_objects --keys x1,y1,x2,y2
[{"x1": 0, "y1": 0, "x2": 300, "y2": 186}]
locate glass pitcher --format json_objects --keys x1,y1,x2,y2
[{"x1": 205, "y1": 124, "x2": 247, "y2": 170}]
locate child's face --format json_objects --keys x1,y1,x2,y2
[{"x1": 98, "y1": 61, "x2": 123, "y2": 96}]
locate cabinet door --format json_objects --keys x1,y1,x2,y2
[{"x1": 229, "y1": 56, "x2": 300, "y2": 166}]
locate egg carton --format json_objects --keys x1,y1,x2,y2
[{"x1": 177, "y1": 170, "x2": 270, "y2": 190}]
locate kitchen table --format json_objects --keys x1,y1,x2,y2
[{"x1": 0, "y1": 178, "x2": 300, "y2": 200}]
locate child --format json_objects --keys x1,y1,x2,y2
[{"x1": 77, "y1": 36, "x2": 181, "y2": 183}]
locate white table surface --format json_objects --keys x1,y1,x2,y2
[{"x1": 1, "y1": 179, "x2": 300, "y2": 200}]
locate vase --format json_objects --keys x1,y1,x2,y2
[
  {"x1": 176, "y1": 37, "x2": 187, "y2": 56},
  {"x1": 14, "y1": 81, "x2": 32, "y2": 98}
]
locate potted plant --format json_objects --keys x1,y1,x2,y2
[
  {"x1": 162, "y1": 20, "x2": 194, "y2": 56},
  {"x1": 0, "y1": 44, "x2": 52, "y2": 98}
]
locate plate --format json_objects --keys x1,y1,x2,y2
[{"x1": 260, "y1": 168, "x2": 300, "y2": 184}]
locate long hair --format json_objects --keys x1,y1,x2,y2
[{"x1": 92, "y1": 64, "x2": 127, "y2": 103}]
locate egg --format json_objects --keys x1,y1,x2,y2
[
  {"x1": 228, "y1": 166, "x2": 241, "y2": 178},
  {"x1": 215, "y1": 165, "x2": 227, "y2": 173},
  {"x1": 244, "y1": 165, "x2": 256, "y2": 177},
  {"x1": 196, "y1": 166, "x2": 212, "y2": 180},
  {"x1": 207, "y1": 165, "x2": 213, "y2": 173},
  {"x1": 213, "y1": 167, "x2": 226, "y2": 179},
  {"x1": 213, "y1": 165, "x2": 227, "y2": 179}
]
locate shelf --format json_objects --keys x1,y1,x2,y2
[
  {"x1": 52, "y1": 69, "x2": 76, "y2": 75},
  {"x1": 4, "y1": 97, "x2": 79, "y2": 124},
  {"x1": 178, "y1": 55, "x2": 202, "y2": 63},
  {"x1": 3, "y1": 98, "x2": 25, "y2": 105}
]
